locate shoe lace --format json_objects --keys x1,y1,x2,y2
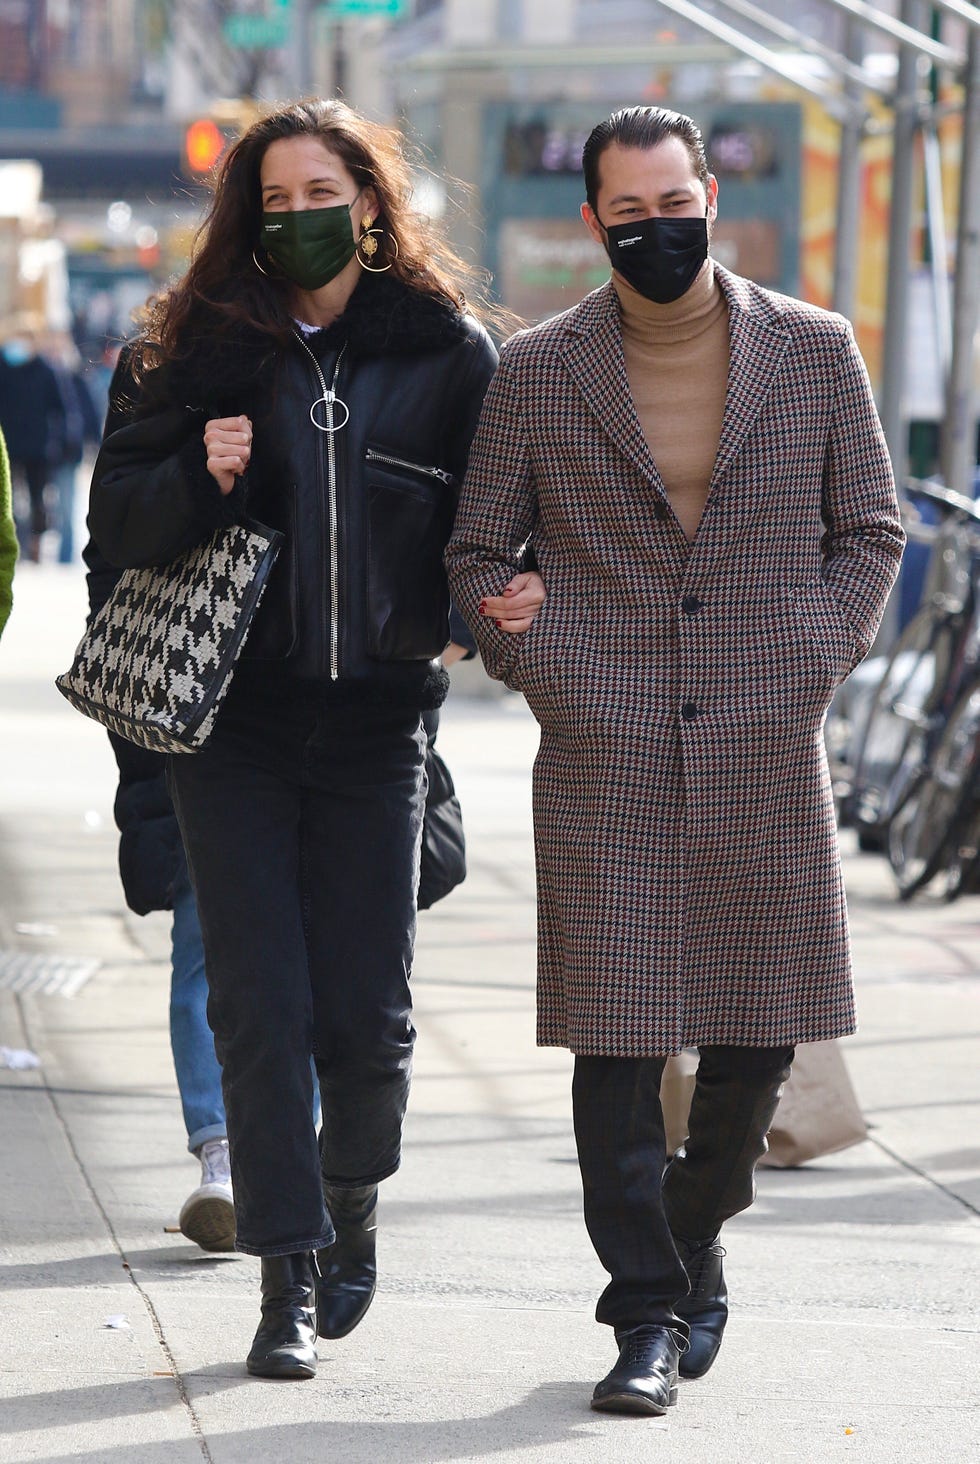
[
  {"x1": 625, "y1": 1332, "x2": 653, "y2": 1365},
  {"x1": 200, "y1": 1138, "x2": 231, "y2": 1187},
  {"x1": 685, "y1": 1239, "x2": 726, "y2": 1299},
  {"x1": 621, "y1": 1326, "x2": 678, "y2": 1365}
]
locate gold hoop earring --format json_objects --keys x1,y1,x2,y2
[
  {"x1": 357, "y1": 217, "x2": 397, "y2": 273},
  {"x1": 252, "y1": 248, "x2": 271, "y2": 277}
]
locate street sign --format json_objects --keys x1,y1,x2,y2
[
  {"x1": 223, "y1": 13, "x2": 290, "y2": 48},
  {"x1": 324, "y1": 0, "x2": 408, "y2": 15},
  {"x1": 223, "y1": 0, "x2": 405, "y2": 50}
]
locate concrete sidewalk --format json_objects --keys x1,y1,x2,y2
[{"x1": 0, "y1": 564, "x2": 978, "y2": 1464}]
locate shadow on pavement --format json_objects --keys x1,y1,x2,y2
[{"x1": 2, "y1": 1377, "x2": 615, "y2": 1463}]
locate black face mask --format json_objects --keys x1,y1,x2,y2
[{"x1": 601, "y1": 214, "x2": 709, "y2": 304}]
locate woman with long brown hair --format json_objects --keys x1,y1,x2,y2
[{"x1": 89, "y1": 97, "x2": 538, "y2": 1379}]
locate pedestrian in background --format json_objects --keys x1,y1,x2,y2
[
  {"x1": 0, "y1": 425, "x2": 15, "y2": 640},
  {"x1": 447, "y1": 105, "x2": 904, "y2": 1416},
  {"x1": 46, "y1": 331, "x2": 101, "y2": 564},
  {"x1": 88, "y1": 98, "x2": 502, "y2": 1381},
  {"x1": 0, "y1": 317, "x2": 66, "y2": 563}
]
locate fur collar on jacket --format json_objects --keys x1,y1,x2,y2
[
  {"x1": 142, "y1": 274, "x2": 471, "y2": 416},
  {"x1": 299, "y1": 272, "x2": 471, "y2": 357}
]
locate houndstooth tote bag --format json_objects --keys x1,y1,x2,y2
[{"x1": 57, "y1": 521, "x2": 282, "y2": 754}]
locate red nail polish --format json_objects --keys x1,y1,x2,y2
[{"x1": 495, "y1": 619, "x2": 503, "y2": 628}]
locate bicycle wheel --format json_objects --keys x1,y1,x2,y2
[
  {"x1": 939, "y1": 798, "x2": 980, "y2": 902},
  {"x1": 887, "y1": 682, "x2": 980, "y2": 899},
  {"x1": 848, "y1": 602, "x2": 960, "y2": 837}
]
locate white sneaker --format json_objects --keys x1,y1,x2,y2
[{"x1": 178, "y1": 1137, "x2": 236, "y2": 1252}]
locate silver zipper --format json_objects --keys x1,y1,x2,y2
[
  {"x1": 293, "y1": 332, "x2": 347, "y2": 679},
  {"x1": 293, "y1": 331, "x2": 349, "y2": 432},
  {"x1": 365, "y1": 447, "x2": 454, "y2": 485}
]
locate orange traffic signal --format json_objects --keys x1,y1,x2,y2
[{"x1": 184, "y1": 119, "x2": 226, "y2": 175}]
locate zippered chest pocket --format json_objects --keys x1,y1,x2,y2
[
  {"x1": 364, "y1": 443, "x2": 457, "y2": 662},
  {"x1": 365, "y1": 446, "x2": 455, "y2": 489}
]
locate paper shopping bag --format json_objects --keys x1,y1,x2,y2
[
  {"x1": 659, "y1": 1040, "x2": 867, "y2": 1167},
  {"x1": 758, "y1": 1039, "x2": 868, "y2": 1167}
]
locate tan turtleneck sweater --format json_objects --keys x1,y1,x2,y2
[{"x1": 613, "y1": 260, "x2": 730, "y2": 543}]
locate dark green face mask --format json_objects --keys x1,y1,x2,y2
[{"x1": 260, "y1": 200, "x2": 357, "y2": 290}]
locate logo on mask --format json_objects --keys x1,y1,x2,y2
[
  {"x1": 602, "y1": 215, "x2": 709, "y2": 304},
  {"x1": 259, "y1": 198, "x2": 360, "y2": 291}
]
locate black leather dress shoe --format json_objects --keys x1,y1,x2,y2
[
  {"x1": 675, "y1": 1237, "x2": 728, "y2": 1379},
  {"x1": 591, "y1": 1325, "x2": 680, "y2": 1416},
  {"x1": 315, "y1": 1184, "x2": 378, "y2": 1340},
  {"x1": 246, "y1": 1252, "x2": 318, "y2": 1379}
]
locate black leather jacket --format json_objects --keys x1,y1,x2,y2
[{"x1": 89, "y1": 275, "x2": 497, "y2": 706}]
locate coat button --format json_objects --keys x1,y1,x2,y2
[
  {"x1": 681, "y1": 702, "x2": 699, "y2": 721},
  {"x1": 682, "y1": 595, "x2": 702, "y2": 616},
  {"x1": 654, "y1": 502, "x2": 670, "y2": 523}
]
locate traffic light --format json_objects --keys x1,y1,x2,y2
[{"x1": 184, "y1": 118, "x2": 227, "y2": 176}]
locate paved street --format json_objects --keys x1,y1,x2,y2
[{"x1": 1, "y1": 563, "x2": 978, "y2": 1464}]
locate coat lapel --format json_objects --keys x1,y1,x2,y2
[
  {"x1": 560, "y1": 284, "x2": 664, "y2": 492},
  {"x1": 708, "y1": 267, "x2": 790, "y2": 495},
  {"x1": 558, "y1": 272, "x2": 792, "y2": 535}
]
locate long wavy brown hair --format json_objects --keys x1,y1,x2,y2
[{"x1": 134, "y1": 98, "x2": 500, "y2": 379}]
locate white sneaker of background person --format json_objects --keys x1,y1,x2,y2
[{"x1": 179, "y1": 1137, "x2": 236, "y2": 1252}]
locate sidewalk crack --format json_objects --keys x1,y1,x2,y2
[
  {"x1": 17, "y1": 994, "x2": 215, "y2": 1464},
  {"x1": 866, "y1": 1132, "x2": 980, "y2": 1220}
]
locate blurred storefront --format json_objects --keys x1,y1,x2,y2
[
  {"x1": 385, "y1": 0, "x2": 834, "y2": 326},
  {"x1": 0, "y1": 0, "x2": 973, "y2": 450},
  {"x1": 487, "y1": 100, "x2": 801, "y2": 322},
  {"x1": 383, "y1": 0, "x2": 973, "y2": 431},
  {"x1": 0, "y1": 1, "x2": 392, "y2": 365}
]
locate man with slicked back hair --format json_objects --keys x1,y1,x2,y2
[{"x1": 448, "y1": 105, "x2": 903, "y2": 1416}]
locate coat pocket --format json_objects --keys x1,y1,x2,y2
[
  {"x1": 508, "y1": 597, "x2": 592, "y2": 720},
  {"x1": 364, "y1": 448, "x2": 456, "y2": 662},
  {"x1": 794, "y1": 580, "x2": 857, "y2": 685}
]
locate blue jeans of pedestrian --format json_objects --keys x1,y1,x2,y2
[
  {"x1": 168, "y1": 682, "x2": 426, "y2": 1257},
  {"x1": 52, "y1": 461, "x2": 77, "y2": 564},
  {"x1": 170, "y1": 864, "x2": 227, "y2": 1154}
]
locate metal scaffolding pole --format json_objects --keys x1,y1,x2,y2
[
  {"x1": 711, "y1": 0, "x2": 889, "y2": 95},
  {"x1": 928, "y1": 0, "x2": 980, "y2": 26},
  {"x1": 879, "y1": 0, "x2": 928, "y2": 492},
  {"x1": 818, "y1": 0, "x2": 965, "y2": 69},
  {"x1": 941, "y1": 25, "x2": 980, "y2": 493},
  {"x1": 922, "y1": 122, "x2": 952, "y2": 376},
  {"x1": 650, "y1": 0, "x2": 861, "y2": 121},
  {"x1": 833, "y1": 16, "x2": 865, "y2": 322}
]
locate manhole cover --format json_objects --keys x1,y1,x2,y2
[{"x1": 0, "y1": 951, "x2": 101, "y2": 997}]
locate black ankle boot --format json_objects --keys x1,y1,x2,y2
[
  {"x1": 246, "y1": 1252, "x2": 318, "y2": 1379},
  {"x1": 315, "y1": 1184, "x2": 378, "y2": 1340},
  {"x1": 674, "y1": 1236, "x2": 728, "y2": 1378},
  {"x1": 591, "y1": 1325, "x2": 680, "y2": 1416}
]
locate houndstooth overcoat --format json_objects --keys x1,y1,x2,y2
[{"x1": 445, "y1": 266, "x2": 904, "y2": 1057}]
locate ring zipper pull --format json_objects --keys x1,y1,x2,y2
[{"x1": 310, "y1": 393, "x2": 350, "y2": 432}]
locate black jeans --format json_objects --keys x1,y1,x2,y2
[
  {"x1": 168, "y1": 681, "x2": 426, "y2": 1256},
  {"x1": 572, "y1": 1044, "x2": 794, "y2": 1334},
  {"x1": 12, "y1": 457, "x2": 49, "y2": 546}
]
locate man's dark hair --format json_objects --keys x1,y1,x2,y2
[{"x1": 582, "y1": 106, "x2": 709, "y2": 211}]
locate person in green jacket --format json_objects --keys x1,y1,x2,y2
[{"x1": 0, "y1": 425, "x2": 16, "y2": 639}]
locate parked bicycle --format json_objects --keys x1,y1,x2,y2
[
  {"x1": 841, "y1": 477, "x2": 980, "y2": 900},
  {"x1": 887, "y1": 675, "x2": 980, "y2": 898}
]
